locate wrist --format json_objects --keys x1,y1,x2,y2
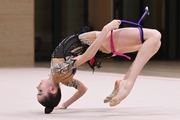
[
  {"x1": 102, "y1": 26, "x2": 111, "y2": 33},
  {"x1": 62, "y1": 102, "x2": 67, "y2": 109}
]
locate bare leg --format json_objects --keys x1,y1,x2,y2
[
  {"x1": 110, "y1": 29, "x2": 161, "y2": 107},
  {"x1": 103, "y1": 62, "x2": 136, "y2": 103}
]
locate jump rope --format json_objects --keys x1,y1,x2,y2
[{"x1": 110, "y1": 6, "x2": 150, "y2": 60}]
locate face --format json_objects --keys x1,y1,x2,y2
[{"x1": 36, "y1": 79, "x2": 51, "y2": 102}]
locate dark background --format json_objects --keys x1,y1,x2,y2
[{"x1": 34, "y1": 0, "x2": 180, "y2": 62}]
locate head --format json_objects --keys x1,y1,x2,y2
[{"x1": 36, "y1": 79, "x2": 61, "y2": 114}]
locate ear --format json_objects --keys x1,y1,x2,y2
[{"x1": 50, "y1": 86, "x2": 58, "y2": 95}]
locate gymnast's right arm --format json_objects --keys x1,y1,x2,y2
[
  {"x1": 74, "y1": 20, "x2": 121, "y2": 66},
  {"x1": 61, "y1": 78, "x2": 87, "y2": 109}
]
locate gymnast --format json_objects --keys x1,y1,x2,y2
[{"x1": 36, "y1": 7, "x2": 161, "y2": 113}]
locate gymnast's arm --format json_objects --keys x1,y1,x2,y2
[
  {"x1": 55, "y1": 79, "x2": 87, "y2": 109},
  {"x1": 74, "y1": 20, "x2": 121, "y2": 66},
  {"x1": 64, "y1": 79, "x2": 87, "y2": 109}
]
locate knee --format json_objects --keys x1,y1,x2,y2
[
  {"x1": 148, "y1": 29, "x2": 162, "y2": 50},
  {"x1": 152, "y1": 29, "x2": 161, "y2": 42},
  {"x1": 153, "y1": 29, "x2": 161, "y2": 40},
  {"x1": 154, "y1": 30, "x2": 161, "y2": 50}
]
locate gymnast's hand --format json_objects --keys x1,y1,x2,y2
[
  {"x1": 54, "y1": 103, "x2": 67, "y2": 110},
  {"x1": 103, "y1": 19, "x2": 121, "y2": 31}
]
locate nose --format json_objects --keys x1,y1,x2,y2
[{"x1": 36, "y1": 82, "x2": 42, "y2": 89}]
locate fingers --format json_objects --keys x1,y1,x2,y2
[
  {"x1": 54, "y1": 103, "x2": 67, "y2": 110},
  {"x1": 104, "y1": 19, "x2": 121, "y2": 31},
  {"x1": 54, "y1": 106, "x2": 66, "y2": 110},
  {"x1": 112, "y1": 19, "x2": 121, "y2": 29}
]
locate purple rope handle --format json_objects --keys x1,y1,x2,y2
[
  {"x1": 110, "y1": 6, "x2": 149, "y2": 60},
  {"x1": 120, "y1": 6, "x2": 150, "y2": 43}
]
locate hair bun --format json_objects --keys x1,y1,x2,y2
[
  {"x1": 44, "y1": 107, "x2": 54, "y2": 114},
  {"x1": 79, "y1": 26, "x2": 91, "y2": 34}
]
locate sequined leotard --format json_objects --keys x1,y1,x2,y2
[{"x1": 50, "y1": 34, "x2": 85, "y2": 89}]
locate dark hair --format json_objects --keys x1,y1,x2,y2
[{"x1": 38, "y1": 88, "x2": 61, "y2": 114}]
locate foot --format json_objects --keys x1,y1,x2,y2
[
  {"x1": 104, "y1": 80, "x2": 121, "y2": 103},
  {"x1": 109, "y1": 95, "x2": 121, "y2": 107},
  {"x1": 109, "y1": 80, "x2": 128, "y2": 107}
]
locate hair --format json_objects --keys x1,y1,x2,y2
[{"x1": 38, "y1": 88, "x2": 61, "y2": 114}]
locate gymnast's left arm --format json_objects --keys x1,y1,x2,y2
[{"x1": 55, "y1": 78, "x2": 87, "y2": 109}]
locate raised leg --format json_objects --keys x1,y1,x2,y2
[{"x1": 109, "y1": 29, "x2": 161, "y2": 107}]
